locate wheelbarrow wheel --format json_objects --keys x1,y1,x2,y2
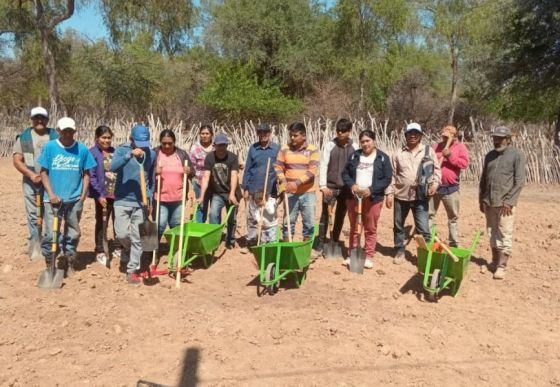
[
  {"x1": 265, "y1": 263, "x2": 279, "y2": 295},
  {"x1": 427, "y1": 269, "x2": 440, "y2": 302}
]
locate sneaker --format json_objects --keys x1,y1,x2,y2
[
  {"x1": 342, "y1": 258, "x2": 350, "y2": 266},
  {"x1": 112, "y1": 249, "x2": 122, "y2": 260},
  {"x1": 393, "y1": 250, "x2": 405, "y2": 265},
  {"x1": 311, "y1": 249, "x2": 322, "y2": 260},
  {"x1": 493, "y1": 267, "x2": 506, "y2": 280},
  {"x1": 96, "y1": 252, "x2": 109, "y2": 267},
  {"x1": 240, "y1": 247, "x2": 251, "y2": 255},
  {"x1": 126, "y1": 273, "x2": 141, "y2": 285},
  {"x1": 364, "y1": 259, "x2": 374, "y2": 269}
]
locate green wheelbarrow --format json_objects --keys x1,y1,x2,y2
[
  {"x1": 250, "y1": 225, "x2": 318, "y2": 295},
  {"x1": 416, "y1": 228, "x2": 481, "y2": 301},
  {"x1": 164, "y1": 205, "x2": 235, "y2": 273}
]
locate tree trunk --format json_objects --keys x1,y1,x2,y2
[
  {"x1": 448, "y1": 36, "x2": 458, "y2": 125},
  {"x1": 38, "y1": 28, "x2": 64, "y2": 116}
]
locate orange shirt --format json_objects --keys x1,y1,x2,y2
[{"x1": 274, "y1": 142, "x2": 319, "y2": 194}]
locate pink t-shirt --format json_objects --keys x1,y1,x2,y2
[{"x1": 157, "y1": 152, "x2": 184, "y2": 202}]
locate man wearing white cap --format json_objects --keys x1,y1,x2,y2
[
  {"x1": 38, "y1": 117, "x2": 97, "y2": 274},
  {"x1": 385, "y1": 122, "x2": 441, "y2": 265},
  {"x1": 12, "y1": 107, "x2": 58, "y2": 259}
]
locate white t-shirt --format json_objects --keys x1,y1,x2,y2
[{"x1": 356, "y1": 151, "x2": 376, "y2": 189}]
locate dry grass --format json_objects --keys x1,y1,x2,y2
[{"x1": 1, "y1": 113, "x2": 558, "y2": 184}]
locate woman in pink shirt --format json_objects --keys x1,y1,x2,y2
[{"x1": 154, "y1": 129, "x2": 194, "y2": 238}]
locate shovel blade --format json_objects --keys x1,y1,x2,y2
[
  {"x1": 29, "y1": 238, "x2": 43, "y2": 262},
  {"x1": 348, "y1": 248, "x2": 365, "y2": 274},
  {"x1": 323, "y1": 240, "x2": 341, "y2": 260},
  {"x1": 139, "y1": 220, "x2": 159, "y2": 252},
  {"x1": 37, "y1": 266, "x2": 64, "y2": 289}
]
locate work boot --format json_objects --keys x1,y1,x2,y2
[
  {"x1": 493, "y1": 252, "x2": 510, "y2": 280},
  {"x1": 488, "y1": 248, "x2": 500, "y2": 272},
  {"x1": 66, "y1": 255, "x2": 77, "y2": 277},
  {"x1": 393, "y1": 249, "x2": 405, "y2": 265}
]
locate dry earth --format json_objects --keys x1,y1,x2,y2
[{"x1": 0, "y1": 158, "x2": 559, "y2": 387}]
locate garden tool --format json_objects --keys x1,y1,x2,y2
[
  {"x1": 175, "y1": 160, "x2": 190, "y2": 288},
  {"x1": 348, "y1": 196, "x2": 365, "y2": 274},
  {"x1": 97, "y1": 206, "x2": 110, "y2": 268},
  {"x1": 323, "y1": 198, "x2": 342, "y2": 260},
  {"x1": 138, "y1": 160, "x2": 158, "y2": 252},
  {"x1": 29, "y1": 189, "x2": 43, "y2": 261},
  {"x1": 151, "y1": 162, "x2": 162, "y2": 270},
  {"x1": 37, "y1": 203, "x2": 64, "y2": 289},
  {"x1": 256, "y1": 158, "x2": 271, "y2": 246}
]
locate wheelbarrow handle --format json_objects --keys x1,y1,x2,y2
[{"x1": 434, "y1": 236, "x2": 459, "y2": 262}]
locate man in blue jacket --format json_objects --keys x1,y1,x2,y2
[
  {"x1": 240, "y1": 123, "x2": 280, "y2": 253},
  {"x1": 111, "y1": 125, "x2": 156, "y2": 285}
]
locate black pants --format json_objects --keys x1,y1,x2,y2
[
  {"x1": 316, "y1": 188, "x2": 349, "y2": 249},
  {"x1": 94, "y1": 198, "x2": 121, "y2": 253}
]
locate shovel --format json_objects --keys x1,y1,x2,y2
[
  {"x1": 151, "y1": 162, "x2": 162, "y2": 271},
  {"x1": 323, "y1": 201, "x2": 342, "y2": 260},
  {"x1": 37, "y1": 203, "x2": 65, "y2": 289},
  {"x1": 348, "y1": 196, "x2": 365, "y2": 274},
  {"x1": 138, "y1": 162, "x2": 159, "y2": 252},
  {"x1": 97, "y1": 206, "x2": 111, "y2": 268},
  {"x1": 29, "y1": 189, "x2": 43, "y2": 261}
]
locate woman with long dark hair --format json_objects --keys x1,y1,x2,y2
[
  {"x1": 342, "y1": 130, "x2": 392, "y2": 269},
  {"x1": 189, "y1": 124, "x2": 214, "y2": 223}
]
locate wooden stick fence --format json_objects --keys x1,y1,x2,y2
[{"x1": 1, "y1": 113, "x2": 558, "y2": 184}]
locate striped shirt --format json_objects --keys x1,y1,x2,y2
[{"x1": 274, "y1": 142, "x2": 319, "y2": 194}]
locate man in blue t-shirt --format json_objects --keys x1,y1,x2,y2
[{"x1": 38, "y1": 117, "x2": 97, "y2": 274}]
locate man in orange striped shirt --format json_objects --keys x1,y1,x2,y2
[{"x1": 275, "y1": 122, "x2": 319, "y2": 241}]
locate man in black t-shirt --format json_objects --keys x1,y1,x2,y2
[{"x1": 198, "y1": 133, "x2": 240, "y2": 249}]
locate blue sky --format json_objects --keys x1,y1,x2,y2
[{"x1": 58, "y1": 2, "x2": 108, "y2": 41}]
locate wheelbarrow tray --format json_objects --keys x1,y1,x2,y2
[
  {"x1": 416, "y1": 230, "x2": 481, "y2": 297},
  {"x1": 250, "y1": 225, "x2": 318, "y2": 290},
  {"x1": 164, "y1": 222, "x2": 225, "y2": 270}
]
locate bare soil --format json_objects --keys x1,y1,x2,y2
[{"x1": 0, "y1": 158, "x2": 559, "y2": 387}]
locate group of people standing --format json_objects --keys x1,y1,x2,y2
[{"x1": 13, "y1": 106, "x2": 526, "y2": 286}]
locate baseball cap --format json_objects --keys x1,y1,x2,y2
[
  {"x1": 30, "y1": 107, "x2": 48, "y2": 118},
  {"x1": 405, "y1": 122, "x2": 422, "y2": 134},
  {"x1": 214, "y1": 133, "x2": 229, "y2": 145},
  {"x1": 256, "y1": 123, "x2": 271, "y2": 132},
  {"x1": 57, "y1": 117, "x2": 76, "y2": 131},
  {"x1": 491, "y1": 126, "x2": 511, "y2": 137},
  {"x1": 131, "y1": 125, "x2": 151, "y2": 148}
]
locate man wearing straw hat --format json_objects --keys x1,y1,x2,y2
[
  {"x1": 12, "y1": 107, "x2": 58, "y2": 259},
  {"x1": 479, "y1": 126, "x2": 525, "y2": 280},
  {"x1": 429, "y1": 125, "x2": 469, "y2": 247},
  {"x1": 240, "y1": 123, "x2": 280, "y2": 253}
]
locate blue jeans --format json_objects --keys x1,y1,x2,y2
[
  {"x1": 42, "y1": 200, "x2": 84, "y2": 262},
  {"x1": 393, "y1": 198, "x2": 430, "y2": 251},
  {"x1": 154, "y1": 201, "x2": 182, "y2": 238},
  {"x1": 22, "y1": 179, "x2": 44, "y2": 254},
  {"x1": 114, "y1": 205, "x2": 144, "y2": 274},
  {"x1": 192, "y1": 179, "x2": 210, "y2": 223},
  {"x1": 209, "y1": 194, "x2": 237, "y2": 246},
  {"x1": 282, "y1": 192, "x2": 316, "y2": 240}
]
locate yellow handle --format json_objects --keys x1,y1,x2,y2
[{"x1": 51, "y1": 216, "x2": 58, "y2": 253}]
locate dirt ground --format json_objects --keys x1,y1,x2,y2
[{"x1": 1, "y1": 158, "x2": 559, "y2": 387}]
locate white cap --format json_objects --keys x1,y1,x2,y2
[
  {"x1": 57, "y1": 117, "x2": 76, "y2": 131},
  {"x1": 405, "y1": 122, "x2": 422, "y2": 133},
  {"x1": 30, "y1": 107, "x2": 48, "y2": 118}
]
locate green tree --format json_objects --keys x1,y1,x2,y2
[
  {"x1": 101, "y1": 0, "x2": 196, "y2": 57},
  {"x1": 197, "y1": 61, "x2": 302, "y2": 120},
  {"x1": 0, "y1": 0, "x2": 78, "y2": 114}
]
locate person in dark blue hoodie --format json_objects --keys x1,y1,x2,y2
[{"x1": 111, "y1": 125, "x2": 156, "y2": 285}]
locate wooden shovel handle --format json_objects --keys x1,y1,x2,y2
[
  {"x1": 139, "y1": 166, "x2": 148, "y2": 206},
  {"x1": 434, "y1": 236, "x2": 459, "y2": 262},
  {"x1": 355, "y1": 197, "x2": 362, "y2": 234}
]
